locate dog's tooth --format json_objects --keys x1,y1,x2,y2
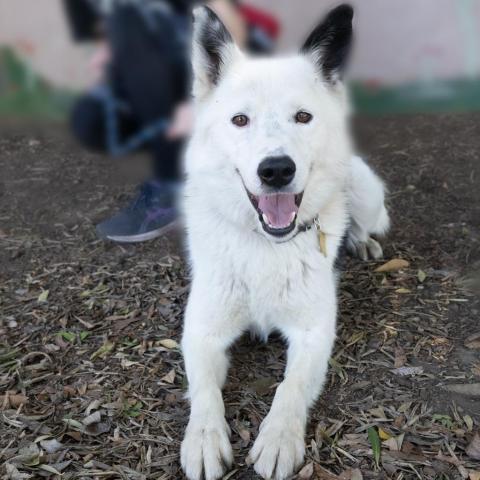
[{"x1": 262, "y1": 213, "x2": 275, "y2": 228}]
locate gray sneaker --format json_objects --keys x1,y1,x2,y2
[{"x1": 96, "y1": 180, "x2": 179, "y2": 243}]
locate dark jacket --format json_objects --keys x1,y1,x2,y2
[{"x1": 63, "y1": 0, "x2": 198, "y2": 41}]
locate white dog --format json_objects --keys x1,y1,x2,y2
[{"x1": 180, "y1": 5, "x2": 389, "y2": 480}]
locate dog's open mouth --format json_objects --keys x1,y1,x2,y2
[{"x1": 247, "y1": 191, "x2": 303, "y2": 236}]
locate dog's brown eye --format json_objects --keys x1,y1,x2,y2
[
  {"x1": 232, "y1": 114, "x2": 249, "y2": 127},
  {"x1": 295, "y1": 111, "x2": 313, "y2": 124}
]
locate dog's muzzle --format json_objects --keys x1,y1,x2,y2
[{"x1": 247, "y1": 190, "x2": 304, "y2": 237}]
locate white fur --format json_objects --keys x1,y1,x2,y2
[
  {"x1": 346, "y1": 155, "x2": 390, "y2": 260},
  {"x1": 180, "y1": 8, "x2": 389, "y2": 480}
]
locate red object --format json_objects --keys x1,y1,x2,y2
[{"x1": 239, "y1": 4, "x2": 280, "y2": 39}]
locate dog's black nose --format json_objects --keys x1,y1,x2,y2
[{"x1": 257, "y1": 156, "x2": 296, "y2": 188}]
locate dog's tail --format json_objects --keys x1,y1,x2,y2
[
  {"x1": 345, "y1": 156, "x2": 390, "y2": 260},
  {"x1": 348, "y1": 155, "x2": 390, "y2": 238}
]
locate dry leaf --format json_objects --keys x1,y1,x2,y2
[
  {"x1": 121, "y1": 358, "x2": 140, "y2": 369},
  {"x1": 392, "y1": 366, "x2": 423, "y2": 376},
  {"x1": 465, "y1": 333, "x2": 480, "y2": 350},
  {"x1": 238, "y1": 426, "x2": 250, "y2": 446},
  {"x1": 375, "y1": 258, "x2": 410, "y2": 273},
  {"x1": 339, "y1": 469, "x2": 363, "y2": 480},
  {"x1": 14, "y1": 444, "x2": 41, "y2": 467},
  {"x1": 469, "y1": 472, "x2": 480, "y2": 480},
  {"x1": 64, "y1": 430, "x2": 82, "y2": 441},
  {"x1": 369, "y1": 406, "x2": 386, "y2": 418},
  {"x1": 249, "y1": 377, "x2": 276, "y2": 396},
  {"x1": 379, "y1": 427, "x2": 391, "y2": 440},
  {"x1": 351, "y1": 470, "x2": 363, "y2": 480},
  {"x1": 383, "y1": 433, "x2": 404, "y2": 452},
  {"x1": 466, "y1": 433, "x2": 480, "y2": 460},
  {"x1": 4, "y1": 463, "x2": 32, "y2": 480},
  {"x1": 159, "y1": 338, "x2": 179, "y2": 349},
  {"x1": 86, "y1": 421, "x2": 111, "y2": 436},
  {"x1": 417, "y1": 269, "x2": 427, "y2": 283},
  {"x1": 464, "y1": 415, "x2": 474, "y2": 431},
  {"x1": 63, "y1": 385, "x2": 76, "y2": 397},
  {"x1": 297, "y1": 462, "x2": 314, "y2": 479},
  {"x1": 314, "y1": 464, "x2": 339, "y2": 479},
  {"x1": 39, "y1": 465, "x2": 62, "y2": 476},
  {"x1": 37, "y1": 289, "x2": 49, "y2": 302},
  {"x1": 394, "y1": 347, "x2": 407, "y2": 368},
  {"x1": 39, "y1": 438, "x2": 63, "y2": 454},
  {"x1": 90, "y1": 340, "x2": 115, "y2": 360},
  {"x1": 0, "y1": 393, "x2": 28, "y2": 409},
  {"x1": 82, "y1": 410, "x2": 102, "y2": 426},
  {"x1": 161, "y1": 369, "x2": 176, "y2": 384},
  {"x1": 85, "y1": 399, "x2": 102, "y2": 416},
  {"x1": 63, "y1": 418, "x2": 84, "y2": 430},
  {"x1": 444, "y1": 384, "x2": 480, "y2": 396}
]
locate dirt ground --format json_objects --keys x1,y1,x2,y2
[{"x1": 1, "y1": 114, "x2": 479, "y2": 480}]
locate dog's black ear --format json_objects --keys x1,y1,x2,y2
[
  {"x1": 192, "y1": 6, "x2": 240, "y2": 99},
  {"x1": 301, "y1": 4, "x2": 353, "y2": 84}
]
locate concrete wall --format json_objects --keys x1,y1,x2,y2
[
  {"x1": 1, "y1": 0, "x2": 479, "y2": 89},
  {"x1": 250, "y1": 0, "x2": 480, "y2": 85},
  {"x1": 0, "y1": 0, "x2": 91, "y2": 89}
]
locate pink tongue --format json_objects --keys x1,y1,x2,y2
[{"x1": 258, "y1": 194, "x2": 298, "y2": 229}]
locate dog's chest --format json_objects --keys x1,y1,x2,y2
[{"x1": 225, "y1": 235, "x2": 335, "y2": 327}]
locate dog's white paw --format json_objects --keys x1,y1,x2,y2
[
  {"x1": 181, "y1": 418, "x2": 233, "y2": 480},
  {"x1": 346, "y1": 235, "x2": 383, "y2": 261},
  {"x1": 248, "y1": 416, "x2": 305, "y2": 480}
]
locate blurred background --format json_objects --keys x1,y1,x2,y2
[{"x1": 1, "y1": 0, "x2": 480, "y2": 118}]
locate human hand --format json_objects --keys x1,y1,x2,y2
[
  {"x1": 166, "y1": 101, "x2": 194, "y2": 140},
  {"x1": 88, "y1": 40, "x2": 111, "y2": 85}
]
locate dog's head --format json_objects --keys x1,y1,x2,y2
[{"x1": 187, "y1": 5, "x2": 354, "y2": 242}]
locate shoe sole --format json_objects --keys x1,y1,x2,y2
[{"x1": 105, "y1": 220, "x2": 180, "y2": 243}]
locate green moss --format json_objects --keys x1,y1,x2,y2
[
  {"x1": 0, "y1": 47, "x2": 75, "y2": 119},
  {"x1": 352, "y1": 78, "x2": 480, "y2": 115}
]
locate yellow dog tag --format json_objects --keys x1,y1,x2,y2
[
  {"x1": 313, "y1": 218, "x2": 327, "y2": 257},
  {"x1": 318, "y1": 230, "x2": 327, "y2": 257},
  {"x1": 313, "y1": 217, "x2": 327, "y2": 258}
]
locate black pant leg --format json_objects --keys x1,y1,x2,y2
[
  {"x1": 71, "y1": 93, "x2": 139, "y2": 153},
  {"x1": 71, "y1": 95, "x2": 107, "y2": 151},
  {"x1": 108, "y1": 4, "x2": 191, "y2": 181}
]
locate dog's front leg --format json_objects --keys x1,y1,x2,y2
[
  {"x1": 249, "y1": 296, "x2": 336, "y2": 480},
  {"x1": 181, "y1": 288, "x2": 244, "y2": 480}
]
